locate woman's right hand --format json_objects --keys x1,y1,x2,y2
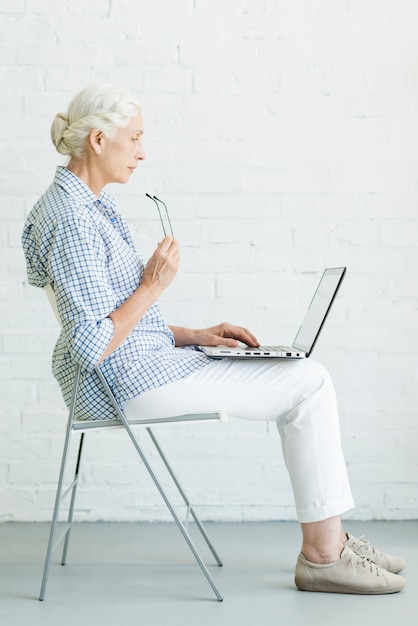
[{"x1": 140, "y1": 236, "x2": 180, "y2": 296}]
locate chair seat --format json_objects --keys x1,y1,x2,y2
[{"x1": 72, "y1": 411, "x2": 228, "y2": 431}]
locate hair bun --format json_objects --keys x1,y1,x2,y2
[{"x1": 50, "y1": 112, "x2": 71, "y2": 155}]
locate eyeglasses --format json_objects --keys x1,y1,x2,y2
[{"x1": 145, "y1": 193, "x2": 174, "y2": 237}]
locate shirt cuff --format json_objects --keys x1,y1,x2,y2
[{"x1": 71, "y1": 317, "x2": 115, "y2": 371}]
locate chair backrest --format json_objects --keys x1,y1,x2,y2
[{"x1": 44, "y1": 283, "x2": 62, "y2": 328}]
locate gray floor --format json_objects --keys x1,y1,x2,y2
[{"x1": 0, "y1": 520, "x2": 416, "y2": 626}]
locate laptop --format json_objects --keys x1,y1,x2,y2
[{"x1": 198, "y1": 267, "x2": 346, "y2": 359}]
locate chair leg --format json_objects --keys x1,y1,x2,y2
[
  {"x1": 39, "y1": 425, "x2": 76, "y2": 600},
  {"x1": 61, "y1": 432, "x2": 85, "y2": 565},
  {"x1": 122, "y1": 421, "x2": 224, "y2": 601},
  {"x1": 146, "y1": 427, "x2": 223, "y2": 567},
  {"x1": 39, "y1": 364, "x2": 82, "y2": 601},
  {"x1": 94, "y1": 365, "x2": 224, "y2": 601}
]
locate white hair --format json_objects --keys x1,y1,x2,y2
[{"x1": 50, "y1": 83, "x2": 141, "y2": 158}]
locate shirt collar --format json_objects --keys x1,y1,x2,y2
[{"x1": 53, "y1": 165, "x2": 116, "y2": 211}]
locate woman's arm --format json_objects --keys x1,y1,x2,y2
[
  {"x1": 169, "y1": 322, "x2": 259, "y2": 348},
  {"x1": 99, "y1": 236, "x2": 179, "y2": 363}
]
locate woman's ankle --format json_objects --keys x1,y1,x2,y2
[
  {"x1": 300, "y1": 515, "x2": 344, "y2": 563},
  {"x1": 301, "y1": 543, "x2": 343, "y2": 564}
]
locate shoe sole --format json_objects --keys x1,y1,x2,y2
[{"x1": 295, "y1": 579, "x2": 405, "y2": 595}]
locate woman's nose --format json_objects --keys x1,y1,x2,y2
[{"x1": 136, "y1": 142, "x2": 146, "y2": 160}]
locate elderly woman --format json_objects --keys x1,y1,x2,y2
[{"x1": 22, "y1": 83, "x2": 405, "y2": 595}]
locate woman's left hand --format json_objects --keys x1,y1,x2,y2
[{"x1": 171, "y1": 323, "x2": 259, "y2": 348}]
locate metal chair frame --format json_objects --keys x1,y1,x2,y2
[{"x1": 39, "y1": 287, "x2": 225, "y2": 602}]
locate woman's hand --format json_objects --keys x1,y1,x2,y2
[
  {"x1": 141, "y1": 236, "x2": 180, "y2": 297},
  {"x1": 171, "y1": 322, "x2": 259, "y2": 348}
]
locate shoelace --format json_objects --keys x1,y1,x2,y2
[
  {"x1": 351, "y1": 535, "x2": 383, "y2": 558},
  {"x1": 349, "y1": 552, "x2": 384, "y2": 578}
]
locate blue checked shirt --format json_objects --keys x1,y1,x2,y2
[{"x1": 22, "y1": 166, "x2": 211, "y2": 420}]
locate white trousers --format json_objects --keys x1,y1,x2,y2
[{"x1": 123, "y1": 358, "x2": 354, "y2": 523}]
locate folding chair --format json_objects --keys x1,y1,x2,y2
[{"x1": 39, "y1": 284, "x2": 227, "y2": 602}]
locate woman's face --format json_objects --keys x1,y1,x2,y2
[{"x1": 97, "y1": 111, "x2": 145, "y2": 186}]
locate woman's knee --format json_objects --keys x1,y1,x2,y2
[{"x1": 301, "y1": 357, "x2": 330, "y2": 381}]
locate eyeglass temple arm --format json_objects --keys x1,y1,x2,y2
[
  {"x1": 153, "y1": 195, "x2": 174, "y2": 238},
  {"x1": 145, "y1": 193, "x2": 167, "y2": 236}
]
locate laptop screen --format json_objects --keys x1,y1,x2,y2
[{"x1": 292, "y1": 267, "x2": 346, "y2": 356}]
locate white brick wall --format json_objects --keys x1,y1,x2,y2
[{"x1": 1, "y1": 0, "x2": 417, "y2": 522}]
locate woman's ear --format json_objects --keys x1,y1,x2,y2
[{"x1": 89, "y1": 129, "x2": 104, "y2": 155}]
